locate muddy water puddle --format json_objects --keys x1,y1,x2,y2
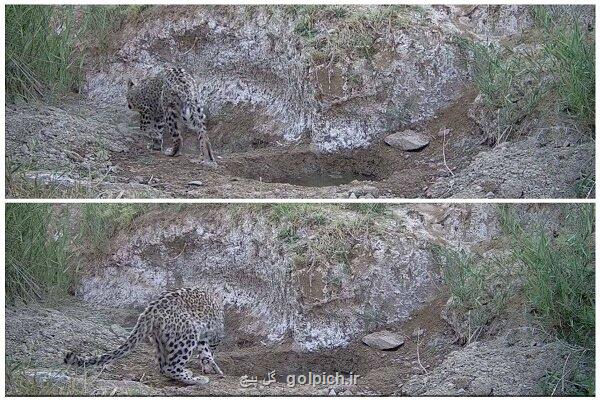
[
  {"x1": 222, "y1": 147, "x2": 392, "y2": 187},
  {"x1": 259, "y1": 171, "x2": 377, "y2": 187}
]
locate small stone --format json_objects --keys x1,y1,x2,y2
[
  {"x1": 412, "y1": 328, "x2": 425, "y2": 338},
  {"x1": 437, "y1": 127, "x2": 452, "y2": 138},
  {"x1": 453, "y1": 376, "x2": 471, "y2": 390},
  {"x1": 65, "y1": 150, "x2": 84, "y2": 162},
  {"x1": 27, "y1": 370, "x2": 71, "y2": 385},
  {"x1": 349, "y1": 192, "x2": 357, "y2": 199},
  {"x1": 384, "y1": 130, "x2": 430, "y2": 151},
  {"x1": 362, "y1": 330, "x2": 405, "y2": 350},
  {"x1": 329, "y1": 388, "x2": 336, "y2": 396},
  {"x1": 187, "y1": 181, "x2": 204, "y2": 187},
  {"x1": 470, "y1": 378, "x2": 493, "y2": 395}
]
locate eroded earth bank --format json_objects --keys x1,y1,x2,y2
[
  {"x1": 5, "y1": 5, "x2": 595, "y2": 198},
  {"x1": 6, "y1": 204, "x2": 594, "y2": 395}
]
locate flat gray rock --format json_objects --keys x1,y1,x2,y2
[
  {"x1": 362, "y1": 330, "x2": 405, "y2": 350},
  {"x1": 384, "y1": 130, "x2": 430, "y2": 151}
]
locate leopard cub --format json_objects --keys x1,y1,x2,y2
[
  {"x1": 64, "y1": 287, "x2": 224, "y2": 385},
  {"x1": 126, "y1": 67, "x2": 215, "y2": 163}
]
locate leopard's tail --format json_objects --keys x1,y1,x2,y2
[{"x1": 64, "y1": 310, "x2": 152, "y2": 367}]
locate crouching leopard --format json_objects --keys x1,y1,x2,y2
[
  {"x1": 126, "y1": 67, "x2": 215, "y2": 163},
  {"x1": 64, "y1": 287, "x2": 224, "y2": 385}
]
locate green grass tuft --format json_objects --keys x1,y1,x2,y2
[
  {"x1": 5, "y1": 203, "x2": 150, "y2": 304},
  {"x1": 545, "y1": 23, "x2": 594, "y2": 126},
  {"x1": 5, "y1": 357, "x2": 86, "y2": 395},
  {"x1": 433, "y1": 245, "x2": 510, "y2": 343},
  {"x1": 344, "y1": 203, "x2": 388, "y2": 216},
  {"x1": 434, "y1": 247, "x2": 485, "y2": 309},
  {"x1": 5, "y1": 5, "x2": 150, "y2": 102},
  {"x1": 288, "y1": 5, "x2": 410, "y2": 62},
  {"x1": 460, "y1": 7, "x2": 594, "y2": 143},
  {"x1": 457, "y1": 37, "x2": 546, "y2": 144},
  {"x1": 79, "y1": 204, "x2": 149, "y2": 255},
  {"x1": 5, "y1": 204, "x2": 73, "y2": 304},
  {"x1": 533, "y1": 6, "x2": 595, "y2": 126},
  {"x1": 266, "y1": 204, "x2": 381, "y2": 272},
  {"x1": 5, "y1": 5, "x2": 82, "y2": 102},
  {"x1": 500, "y1": 204, "x2": 595, "y2": 348}
]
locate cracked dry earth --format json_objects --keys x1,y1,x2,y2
[
  {"x1": 6, "y1": 296, "x2": 459, "y2": 396},
  {"x1": 8, "y1": 88, "x2": 591, "y2": 199}
]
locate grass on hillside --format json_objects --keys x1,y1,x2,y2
[
  {"x1": 5, "y1": 5, "x2": 149, "y2": 103},
  {"x1": 460, "y1": 6, "x2": 594, "y2": 143},
  {"x1": 5, "y1": 203, "x2": 149, "y2": 304},
  {"x1": 433, "y1": 246, "x2": 511, "y2": 344},
  {"x1": 79, "y1": 204, "x2": 149, "y2": 255},
  {"x1": 262, "y1": 203, "x2": 387, "y2": 273},
  {"x1": 5, "y1": 357, "x2": 79, "y2": 395},
  {"x1": 287, "y1": 5, "x2": 413, "y2": 62},
  {"x1": 5, "y1": 204, "x2": 73, "y2": 304},
  {"x1": 438, "y1": 205, "x2": 594, "y2": 350},
  {"x1": 437, "y1": 205, "x2": 594, "y2": 394},
  {"x1": 500, "y1": 204, "x2": 595, "y2": 349},
  {"x1": 533, "y1": 6, "x2": 595, "y2": 127},
  {"x1": 500, "y1": 204, "x2": 595, "y2": 396}
]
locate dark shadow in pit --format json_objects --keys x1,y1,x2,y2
[
  {"x1": 221, "y1": 147, "x2": 394, "y2": 187},
  {"x1": 217, "y1": 345, "x2": 368, "y2": 383}
]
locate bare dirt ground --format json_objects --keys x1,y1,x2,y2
[
  {"x1": 7, "y1": 292, "x2": 590, "y2": 396},
  {"x1": 4, "y1": 91, "x2": 489, "y2": 199},
  {"x1": 6, "y1": 296, "x2": 460, "y2": 396},
  {"x1": 7, "y1": 87, "x2": 593, "y2": 199}
]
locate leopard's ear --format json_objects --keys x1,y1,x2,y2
[{"x1": 127, "y1": 79, "x2": 134, "y2": 89}]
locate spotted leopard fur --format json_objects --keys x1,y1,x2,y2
[
  {"x1": 126, "y1": 67, "x2": 215, "y2": 162},
  {"x1": 64, "y1": 287, "x2": 224, "y2": 385}
]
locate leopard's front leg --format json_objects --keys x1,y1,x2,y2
[
  {"x1": 197, "y1": 340, "x2": 223, "y2": 375},
  {"x1": 140, "y1": 110, "x2": 163, "y2": 151},
  {"x1": 151, "y1": 115, "x2": 165, "y2": 151}
]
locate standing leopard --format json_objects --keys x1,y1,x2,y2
[
  {"x1": 126, "y1": 67, "x2": 215, "y2": 163},
  {"x1": 64, "y1": 287, "x2": 224, "y2": 385}
]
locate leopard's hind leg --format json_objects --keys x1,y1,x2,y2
[
  {"x1": 197, "y1": 131, "x2": 215, "y2": 163},
  {"x1": 163, "y1": 102, "x2": 184, "y2": 157},
  {"x1": 151, "y1": 331, "x2": 167, "y2": 375},
  {"x1": 186, "y1": 105, "x2": 215, "y2": 163},
  {"x1": 160, "y1": 325, "x2": 208, "y2": 385}
]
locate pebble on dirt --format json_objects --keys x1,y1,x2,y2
[{"x1": 362, "y1": 330, "x2": 405, "y2": 350}]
